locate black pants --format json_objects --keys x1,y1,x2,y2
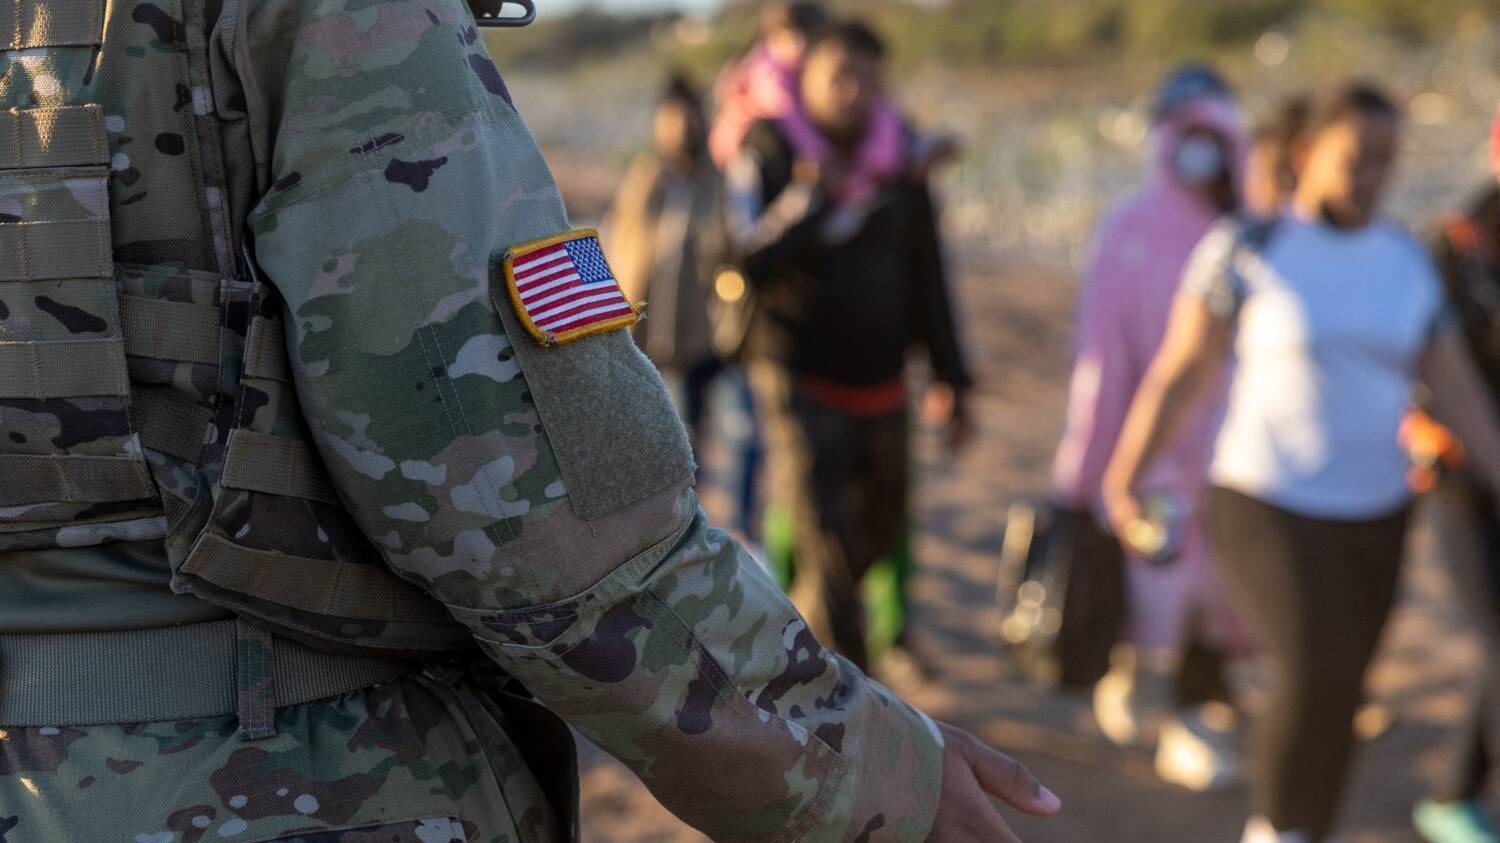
[
  {"x1": 751, "y1": 364, "x2": 908, "y2": 671},
  {"x1": 1210, "y1": 487, "x2": 1410, "y2": 839},
  {"x1": 1425, "y1": 474, "x2": 1500, "y2": 803}
]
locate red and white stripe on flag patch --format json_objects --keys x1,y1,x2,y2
[{"x1": 503, "y1": 228, "x2": 640, "y2": 347}]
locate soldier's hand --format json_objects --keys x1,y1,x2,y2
[{"x1": 927, "y1": 722, "x2": 1060, "y2": 843}]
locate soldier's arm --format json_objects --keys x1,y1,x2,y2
[{"x1": 226, "y1": 1, "x2": 943, "y2": 840}]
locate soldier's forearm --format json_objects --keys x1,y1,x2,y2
[{"x1": 459, "y1": 498, "x2": 944, "y2": 843}]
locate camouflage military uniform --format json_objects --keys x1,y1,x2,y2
[{"x1": 0, "y1": 1, "x2": 944, "y2": 842}]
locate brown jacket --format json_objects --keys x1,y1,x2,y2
[{"x1": 607, "y1": 155, "x2": 728, "y2": 369}]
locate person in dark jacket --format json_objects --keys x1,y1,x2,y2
[{"x1": 727, "y1": 20, "x2": 972, "y2": 671}]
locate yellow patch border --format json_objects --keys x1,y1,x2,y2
[{"x1": 503, "y1": 228, "x2": 641, "y2": 348}]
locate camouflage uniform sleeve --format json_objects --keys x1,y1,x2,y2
[{"x1": 228, "y1": 1, "x2": 944, "y2": 840}]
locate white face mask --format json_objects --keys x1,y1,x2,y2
[{"x1": 1172, "y1": 134, "x2": 1228, "y2": 186}]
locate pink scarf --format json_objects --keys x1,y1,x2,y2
[
  {"x1": 711, "y1": 45, "x2": 910, "y2": 207},
  {"x1": 777, "y1": 96, "x2": 907, "y2": 208}
]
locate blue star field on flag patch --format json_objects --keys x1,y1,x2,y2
[{"x1": 564, "y1": 236, "x2": 615, "y2": 285}]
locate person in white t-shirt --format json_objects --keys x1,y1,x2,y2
[{"x1": 1101, "y1": 82, "x2": 1500, "y2": 843}]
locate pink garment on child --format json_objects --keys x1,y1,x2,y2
[
  {"x1": 1051, "y1": 96, "x2": 1252, "y2": 654},
  {"x1": 711, "y1": 44, "x2": 908, "y2": 207},
  {"x1": 710, "y1": 46, "x2": 798, "y2": 170}
]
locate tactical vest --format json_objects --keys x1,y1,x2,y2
[{"x1": 1, "y1": 1, "x2": 471, "y2": 657}]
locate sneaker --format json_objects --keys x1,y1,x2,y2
[
  {"x1": 1154, "y1": 704, "x2": 1244, "y2": 792},
  {"x1": 1414, "y1": 800, "x2": 1500, "y2": 843},
  {"x1": 1092, "y1": 649, "x2": 1172, "y2": 747}
]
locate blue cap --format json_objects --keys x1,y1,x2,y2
[{"x1": 1153, "y1": 64, "x2": 1233, "y2": 122}]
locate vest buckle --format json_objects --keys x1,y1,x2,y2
[{"x1": 472, "y1": 0, "x2": 535, "y2": 27}]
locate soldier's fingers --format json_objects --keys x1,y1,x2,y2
[
  {"x1": 959, "y1": 796, "x2": 1026, "y2": 843},
  {"x1": 931, "y1": 766, "x2": 1026, "y2": 843},
  {"x1": 957, "y1": 732, "x2": 1061, "y2": 818}
]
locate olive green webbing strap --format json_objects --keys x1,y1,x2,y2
[
  {"x1": 244, "y1": 316, "x2": 290, "y2": 381},
  {"x1": 235, "y1": 620, "x2": 277, "y2": 740},
  {"x1": 0, "y1": 105, "x2": 107, "y2": 169},
  {"x1": 184, "y1": 532, "x2": 456, "y2": 624},
  {"x1": 120, "y1": 295, "x2": 223, "y2": 365},
  {"x1": 0, "y1": 338, "x2": 129, "y2": 398},
  {"x1": 131, "y1": 387, "x2": 213, "y2": 463},
  {"x1": 0, "y1": 0, "x2": 105, "y2": 50},
  {"x1": 0, "y1": 220, "x2": 113, "y2": 282},
  {"x1": 0, "y1": 453, "x2": 153, "y2": 506},
  {"x1": 0, "y1": 619, "x2": 416, "y2": 729},
  {"x1": 222, "y1": 430, "x2": 338, "y2": 504}
]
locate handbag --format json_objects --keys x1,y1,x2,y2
[{"x1": 996, "y1": 501, "x2": 1126, "y2": 690}]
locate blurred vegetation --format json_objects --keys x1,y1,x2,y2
[{"x1": 487, "y1": 0, "x2": 1500, "y2": 74}]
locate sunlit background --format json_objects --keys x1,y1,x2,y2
[{"x1": 497, "y1": 1, "x2": 1500, "y2": 273}]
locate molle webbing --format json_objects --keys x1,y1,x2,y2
[
  {"x1": 0, "y1": 0, "x2": 105, "y2": 50},
  {"x1": 0, "y1": 29, "x2": 155, "y2": 519},
  {"x1": 0, "y1": 219, "x2": 111, "y2": 280},
  {"x1": 120, "y1": 294, "x2": 223, "y2": 364},
  {"x1": 0, "y1": 168, "x2": 112, "y2": 283},
  {"x1": 0, "y1": 338, "x2": 128, "y2": 397},
  {"x1": 0, "y1": 453, "x2": 152, "y2": 505},
  {"x1": 0, "y1": 105, "x2": 107, "y2": 169},
  {"x1": 245, "y1": 316, "x2": 289, "y2": 381},
  {"x1": 0, "y1": 619, "x2": 417, "y2": 727},
  {"x1": 183, "y1": 532, "x2": 457, "y2": 624},
  {"x1": 223, "y1": 430, "x2": 338, "y2": 504},
  {"x1": 130, "y1": 388, "x2": 212, "y2": 463}
]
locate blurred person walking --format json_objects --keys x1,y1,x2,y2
[
  {"x1": 728, "y1": 20, "x2": 972, "y2": 672},
  {"x1": 608, "y1": 76, "x2": 729, "y2": 460},
  {"x1": 714, "y1": 3, "x2": 961, "y2": 667},
  {"x1": 1050, "y1": 64, "x2": 1250, "y2": 790},
  {"x1": 1245, "y1": 96, "x2": 1311, "y2": 218},
  {"x1": 1103, "y1": 82, "x2": 1500, "y2": 843},
  {"x1": 1405, "y1": 110, "x2": 1500, "y2": 843},
  {"x1": 1249, "y1": 92, "x2": 1404, "y2": 750}
]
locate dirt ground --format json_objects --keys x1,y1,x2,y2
[{"x1": 565, "y1": 249, "x2": 1490, "y2": 843}]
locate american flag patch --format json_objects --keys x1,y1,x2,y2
[{"x1": 503, "y1": 229, "x2": 640, "y2": 347}]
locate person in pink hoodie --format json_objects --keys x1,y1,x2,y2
[{"x1": 1051, "y1": 65, "x2": 1250, "y2": 789}]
